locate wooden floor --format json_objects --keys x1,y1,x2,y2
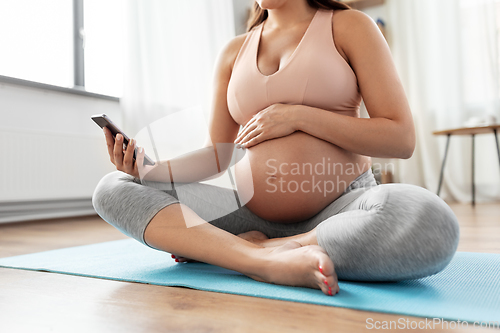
[{"x1": 0, "y1": 203, "x2": 498, "y2": 332}]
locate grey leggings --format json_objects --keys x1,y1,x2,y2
[{"x1": 92, "y1": 169, "x2": 460, "y2": 281}]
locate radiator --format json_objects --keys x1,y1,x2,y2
[{"x1": 0, "y1": 127, "x2": 114, "y2": 223}]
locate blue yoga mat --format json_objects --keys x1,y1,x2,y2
[{"x1": 1, "y1": 239, "x2": 499, "y2": 324}]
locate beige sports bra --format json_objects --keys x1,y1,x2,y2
[{"x1": 227, "y1": 9, "x2": 362, "y2": 126}]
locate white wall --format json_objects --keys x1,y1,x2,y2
[
  {"x1": 232, "y1": 0, "x2": 253, "y2": 35},
  {"x1": 0, "y1": 82, "x2": 121, "y2": 203},
  {"x1": 0, "y1": 83, "x2": 122, "y2": 136},
  {"x1": 362, "y1": 4, "x2": 389, "y2": 22}
]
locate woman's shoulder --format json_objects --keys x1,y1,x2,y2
[
  {"x1": 226, "y1": 32, "x2": 251, "y2": 54},
  {"x1": 331, "y1": 9, "x2": 380, "y2": 35},
  {"x1": 330, "y1": 9, "x2": 384, "y2": 57},
  {"x1": 219, "y1": 31, "x2": 253, "y2": 71}
]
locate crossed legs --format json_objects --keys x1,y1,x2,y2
[
  {"x1": 93, "y1": 171, "x2": 339, "y2": 295},
  {"x1": 171, "y1": 183, "x2": 460, "y2": 282},
  {"x1": 93, "y1": 171, "x2": 459, "y2": 295},
  {"x1": 144, "y1": 202, "x2": 339, "y2": 295}
]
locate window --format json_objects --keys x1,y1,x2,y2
[
  {"x1": 83, "y1": 0, "x2": 125, "y2": 97},
  {"x1": 0, "y1": 0, "x2": 125, "y2": 98},
  {"x1": 459, "y1": 0, "x2": 500, "y2": 107},
  {"x1": 0, "y1": 0, "x2": 74, "y2": 88}
]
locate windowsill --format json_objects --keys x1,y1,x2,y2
[{"x1": 0, "y1": 75, "x2": 120, "y2": 102}]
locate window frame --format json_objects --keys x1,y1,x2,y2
[
  {"x1": 0, "y1": 0, "x2": 119, "y2": 102},
  {"x1": 74, "y1": 0, "x2": 85, "y2": 88}
]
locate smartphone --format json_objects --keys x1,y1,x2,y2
[{"x1": 91, "y1": 114, "x2": 155, "y2": 166}]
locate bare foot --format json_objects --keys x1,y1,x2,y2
[
  {"x1": 251, "y1": 241, "x2": 339, "y2": 296},
  {"x1": 172, "y1": 239, "x2": 338, "y2": 296}
]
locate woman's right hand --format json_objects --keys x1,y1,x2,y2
[{"x1": 103, "y1": 127, "x2": 146, "y2": 179}]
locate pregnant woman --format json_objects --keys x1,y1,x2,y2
[{"x1": 93, "y1": 0, "x2": 459, "y2": 296}]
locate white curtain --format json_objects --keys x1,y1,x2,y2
[
  {"x1": 386, "y1": 0, "x2": 500, "y2": 203},
  {"x1": 121, "y1": 0, "x2": 235, "y2": 136}
]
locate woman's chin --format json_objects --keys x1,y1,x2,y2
[{"x1": 256, "y1": 0, "x2": 288, "y2": 10}]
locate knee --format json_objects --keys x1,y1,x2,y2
[
  {"x1": 321, "y1": 184, "x2": 460, "y2": 281},
  {"x1": 388, "y1": 184, "x2": 460, "y2": 278},
  {"x1": 92, "y1": 171, "x2": 134, "y2": 217},
  {"x1": 415, "y1": 187, "x2": 460, "y2": 273}
]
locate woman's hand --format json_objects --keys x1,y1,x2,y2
[
  {"x1": 103, "y1": 127, "x2": 152, "y2": 179},
  {"x1": 234, "y1": 103, "x2": 298, "y2": 149}
]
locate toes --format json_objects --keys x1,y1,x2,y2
[
  {"x1": 316, "y1": 252, "x2": 339, "y2": 296},
  {"x1": 171, "y1": 254, "x2": 188, "y2": 263},
  {"x1": 315, "y1": 270, "x2": 338, "y2": 296},
  {"x1": 332, "y1": 271, "x2": 340, "y2": 293},
  {"x1": 316, "y1": 255, "x2": 335, "y2": 277},
  {"x1": 325, "y1": 268, "x2": 339, "y2": 294}
]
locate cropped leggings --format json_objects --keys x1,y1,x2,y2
[{"x1": 92, "y1": 169, "x2": 460, "y2": 281}]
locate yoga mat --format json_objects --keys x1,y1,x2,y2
[{"x1": 1, "y1": 239, "x2": 499, "y2": 324}]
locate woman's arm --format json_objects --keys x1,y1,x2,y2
[
  {"x1": 235, "y1": 10, "x2": 415, "y2": 159},
  {"x1": 293, "y1": 10, "x2": 415, "y2": 159},
  {"x1": 106, "y1": 35, "x2": 244, "y2": 182}
]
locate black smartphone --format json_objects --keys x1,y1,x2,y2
[{"x1": 91, "y1": 114, "x2": 155, "y2": 166}]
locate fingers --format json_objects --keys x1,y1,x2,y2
[
  {"x1": 235, "y1": 118, "x2": 258, "y2": 144},
  {"x1": 135, "y1": 146, "x2": 145, "y2": 178},
  {"x1": 238, "y1": 126, "x2": 263, "y2": 147},
  {"x1": 241, "y1": 133, "x2": 265, "y2": 149},
  {"x1": 103, "y1": 128, "x2": 116, "y2": 165},
  {"x1": 113, "y1": 133, "x2": 124, "y2": 169},
  {"x1": 108, "y1": 131, "x2": 141, "y2": 178},
  {"x1": 122, "y1": 138, "x2": 136, "y2": 174}
]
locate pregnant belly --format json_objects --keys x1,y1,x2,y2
[{"x1": 234, "y1": 132, "x2": 371, "y2": 223}]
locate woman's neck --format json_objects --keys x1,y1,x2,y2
[{"x1": 265, "y1": 1, "x2": 317, "y2": 31}]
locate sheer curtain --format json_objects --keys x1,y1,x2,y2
[
  {"x1": 386, "y1": 0, "x2": 500, "y2": 202},
  {"x1": 121, "y1": 0, "x2": 235, "y2": 136}
]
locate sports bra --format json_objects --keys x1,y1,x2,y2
[{"x1": 227, "y1": 9, "x2": 362, "y2": 126}]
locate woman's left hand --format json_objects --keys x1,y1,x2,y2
[{"x1": 234, "y1": 103, "x2": 298, "y2": 149}]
